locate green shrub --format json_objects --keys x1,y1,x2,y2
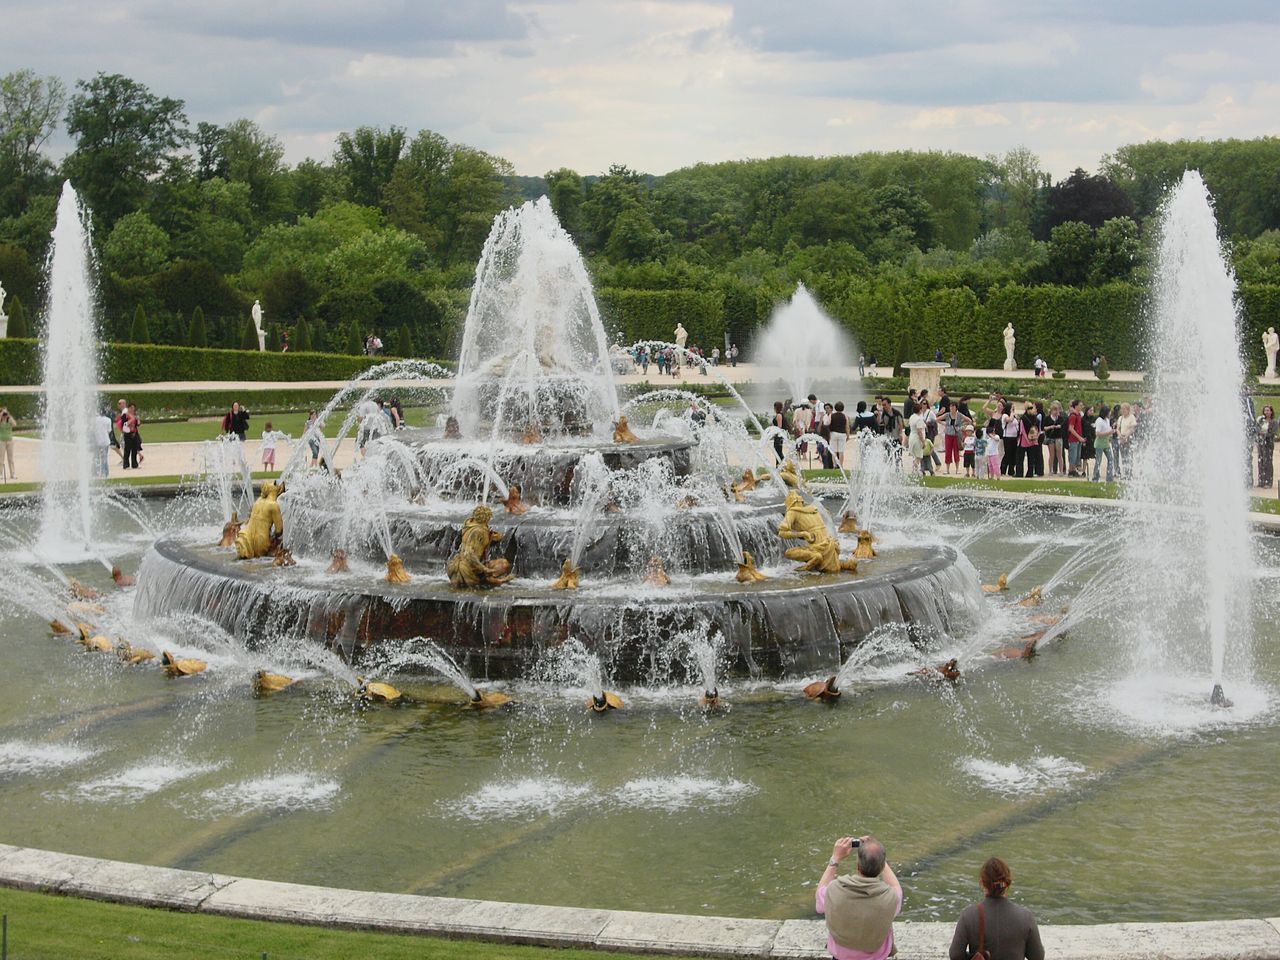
[
  {"x1": 346, "y1": 318, "x2": 362, "y2": 355},
  {"x1": 595, "y1": 288, "x2": 725, "y2": 348},
  {"x1": 5, "y1": 296, "x2": 27, "y2": 339},
  {"x1": 188, "y1": 306, "x2": 208, "y2": 348},
  {"x1": 240, "y1": 317, "x2": 259, "y2": 351},
  {"x1": 1096, "y1": 357, "x2": 1111, "y2": 380},
  {"x1": 293, "y1": 316, "x2": 313, "y2": 352},
  {"x1": 130, "y1": 305, "x2": 151, "y2": 344},
  {"x1": 396, "y1": 323, "x2": 413, "y2": 357}
]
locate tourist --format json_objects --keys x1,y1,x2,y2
[
  {"x1": 858, "y1": 354, "x2": 865, "y2": 377},
  {"x1": 1090, "y1": 353, "x2": 1101, "y2": 376},
  {"x1": 867, "y1": 355, "x2": 878, "y2": 377},
  {"x1": 639, "y1": 345, "x2": 650, "y2": 375},
  {"x1": 1000, "y1": 402, "x2": 1021, "y2": 477},
  {"x1": 922, "y1": 397, "x2": 942, "y2": 469},
  {"x1": 93, "y1": 409, "x2": 113, "y2": 478},
  {"x1": 829, "y1": 401, "x2": 850, "y2": 469},
  {"x1": 1257, "y1": 405, "x2": 1278, "y2": 488},
  {"x1": 261, "y1": 421, "x2": 280, "y2": 471},
  {"x1": 935, "y1": 347, "x2": 944, "y2": 363},
  {"x1": 1022, "y1": 404, "x2": 1043, "y2": 477},
  {"x1": 711, "y1": 346, "x2": 720, "y2": 366},
  {"x1": 1115, "y1": 403, "x2": 1137, "y2": 478},
  {"x1": 962, "y1": 423, "x2": 976, "y2": 478},
  {"x1": 948, "y1": 857, "x2": 1042, "y2": 960},
  {"x1": 854, "y1": 400, "x2": 877, "y2": 434},
  {"x1": 304, "y1": 410, "x2": 322, "y2": 467},
  {"x1": 729, "y1": 343, "x2": 740, "y2": 367},
  {"x1": 1066, "y1": 400, "x2": 1085, "y2": 476},
  {"x1": 122, "y1": 403, "x2": 142, "y2": 469},
  {"x1": 1092, "y1": 404, "x2": 1115, "y2": 482},
  {"x1": 950, "y1": 352, "x2": 958, "y2": 369},
  {"x1": 815, "y1": 835, "x2": 902, "y2": 960},
  {"x1": 985, "y1": 422, "x2": 1002, "y2": 480},
  {"x1": 1043, "y1": 401, "x2": 1065, "y2": 476},
  {"x1": 223, "y1": 402, "x2": 250, "y2": 442},
  {"x1": 909, "y1": 402, "x2": 932, "y2": 475},
  {"x1": 1081, "y1": 404, "x2": 1097, "y2": 477},
  {"x1": 0, "y1": 407, "x2": 15, "y2": 481},
  {"x1": 942, "y1": 401, "x2": 967, "y2": 475},
  {"x1": 771, "y1": 401, "x2": 787, "y2": 463}
]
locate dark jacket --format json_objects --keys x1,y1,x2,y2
[{"x1": 949, "y1": 896, "x2": 1043, "y2": 960}]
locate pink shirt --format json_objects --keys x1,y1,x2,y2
[{"x1": 815, "y1": 881, "x2": 903, "y2": 960}]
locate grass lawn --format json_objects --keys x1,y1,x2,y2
[
  {"x1": 0, "y1": 886, "x2": 676, "y2": 960},
  {"x1": 0, "y1": 472, "x2": 281, "y2": 495}
]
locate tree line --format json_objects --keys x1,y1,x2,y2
[{"x1": 1, "y1": 67, "x2": 1279, "y2": 367}]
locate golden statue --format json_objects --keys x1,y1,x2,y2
[
  {"x1": 728, "y1": 482, "x2": 746, "y2": 504},
  {"x1": 254, "y1": 671, "x2": 296, "y2": 695},
  {"x1": 551, "y1": 559, "x2": 580, "y2": 590},
  {"x1": 111, "y1": 565, "x2": 135, "y2": 587},
  {"x1": 521, "y1": 423, "x2": 542, "y2": 444},
  {"x1": 69, "y1": 579, "x2": 101, "y2": 600},
  {"x1": 981, "y1": 573, "x2": 1009, "y2": 593},
  {"x1": 162, "y1": 651, "x2": 208, "y2": 677},
  {"x1": 737, "y1": 468, "x2": 757, "y2": 493},
  {"x1": 613, "y1": 415, "x2": 640, "y2": 444},
  {"x1": 643, "y1": 555, "x2": 670, "y2": 586},
  {"x1": 385, "y1": 554, "x2": 411, "y2": 584},
  {"x1": 735, "y1": 550, "x2": 767, "y2": 583},
  {"x1": 356, "y1": 677, "x2": 401, "y2": 702},
  {"x1": 235, "y1": 483, "x2": 285, "y2": 560},
  {"x1": 803, "y1": 676, "x2": 841, "y2": 702},
  {"x1": 1015, "y1": 586, "x2": 1043, "y2": 607},
  {"x1": 853, "y1": 529, "x2": 877, "y2": 560},
  {"x1": 777, "y1": 492, "x2": 857, "y2": 574},
  {"x1": 447, "y1": 505, "x2": 513, "y2": 588},
  {"x1": 116, "y1": 642, "x2": 155, "y2": 665},
  {"x1": 503, "y1": 484, "x2": 530, "y2": 514},
  {"x1": 911, "y1": 658, "x2": 961, "y2": 682},
  {"x1": 326, "y1": 548, "x2": 349, "y2": 574},
  {"x1": 588, "y1": 691, "x2": 624, "y2": 712},
  {"x1": 778, "y1": 459, "x2": 805, "y2": 489},
  {"x1": 838, "y1": 511, "x2": 859, "y2": 534},
  {"x1": 273, "y1": 547, "x2": 296, "y2": 567},
  {"x1": 467, "y1": 689, "x2": 513, "y2": 709},
  {"x1": 219, "y1": 512, "x2": 241, "y2": 548},
  {"x1": 78, "y1": 633, "x2": 113, "y2": 653},
  {"x1": 699, "y1": 689, "x2": 728, "y2": 710},
  {"x1": 49, "y1": 619, "x2": 72, "y2": 635}
]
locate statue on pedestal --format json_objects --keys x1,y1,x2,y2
[
  {"x1": 251, "y1": 299, "x2": 266, "y2": 352},
  {"x1": 0, "y1": 280, "x2": 7, "y2": 338},
  {"x1": 447, "y1": 505, "x2": 513, "y2": 588},
  {"x1": 1002, "y1": 323, "x2": 1016, "y2": 372},
  {"x1": 1263, "y1": 327, "x2": 1279, "y2": 379},
  {"x1": 235, "y1": 482, "x2": 284, "y2": 559},
  {"x1": 673, "y1": 323, "x2": 688, "y2": 351}
]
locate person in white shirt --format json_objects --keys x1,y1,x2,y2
[
  {"x1": 1092, "y1": 405, "x2": 1116, "y2": 482},
  {"x1": 93, "y1": 411, "x2": 113, "y2": 478}
]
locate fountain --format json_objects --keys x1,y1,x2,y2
[
  {"x1": 749, "y1": 283, "x2": 858, "y2": 403},
  {"x1": 1120, "y1": 170, "x2": 1254, "y2": 710},
  {"x1": 133, "y1": 198, "x2": 975, "y2": 682},
  {"x1": 36, "y1": 182, "x2": 101, "y2": 560}
]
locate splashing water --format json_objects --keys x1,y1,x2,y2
[
  {"x1": 750, "y1": 284, "x2": 858, "y2": 402},
  {"x1": 37, "y1": 182, "x2": 101, "y2": 560},
  {"x1": 1121, "y1": 171, "x2": 1254, "y2": 702}
]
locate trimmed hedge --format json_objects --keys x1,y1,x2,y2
[
  {"x1": 0, "y1": 340, "x2": 455, "y2": 387},
  {"x1": 596, "y1": 288, "x2": 726, "y2": 349}
]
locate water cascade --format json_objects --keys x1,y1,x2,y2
[{"x1": 750, "y1": 283, "x2": 857, "y2": 403}]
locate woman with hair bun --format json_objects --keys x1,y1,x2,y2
[{"x1": 948, "y1": 857, "x2": 1043, "y2": 960}]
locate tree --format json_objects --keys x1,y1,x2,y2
[
  {"x1": 217, "y1": 118, "x2": 286, "y2": 221},
  {"x1": 1090, "y1": 217, "x2": 1140, "y2": 284},
  {"x1": 1043, "y1": 221, "x2": 1098, "y2": 286},
  {"x1": 188, "y1": 305, "x2": 208, "y2": 347},
  {"x1": 396, "y1": 323, "x2": 413, "y2": 357},
  {"x1": 173, "y1": 309, "x2": 187, "y2": 346},
  {"x1": 5, "y1": 295, "x2": 26, "y2": 337},
  {"x1": 262, "y1": 266, "x2": 318, "y2": 323},
  {"x1": 893, "y1": 325, "x2": 915, "y2": 372},
  {"x1": 62, "y1": 73, "x2": 189, "y2": 227},
  {"x1": 267, "y1": 323, "x2": 281, "y2": 352},
  {"x1": 334, "y1": 125, "x2": 405, "y2": 208},
  {"x1": 194, "y1": 121, "x2": 227, "y2": 181},
  {"x1": 102, "y1": 211, "x2": 170, "y2": 277},
  {"x1": 293, "y1": 315, "x2": 313, "y2": 352},
  {"x1": 545, "y1": 168, "x2": 585, "y2": 237},
  {"x1": 241, "y1": 316, "x2": 259, "y2": 351},
  {"x1": 346, "y1": 317, "x2": 363, "y2": 355},
  {"x1": 130, "y1": 304, "x2": 150, "y2": 343},
  {"x1": 1039, "y1": 168, "x2": 1134, "y2": 237},
  {"x1": 0, "y1": 69, "x2": 66, "y2": 215}
]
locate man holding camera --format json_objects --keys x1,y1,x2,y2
[{"x1": 815, "y1": 835, "x2": 902, "y2": 960}]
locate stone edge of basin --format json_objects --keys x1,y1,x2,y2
[{"x1": 1, "y1": 845, "x2": 1278, "y2": 960}]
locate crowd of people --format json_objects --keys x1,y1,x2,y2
[
  {"x1": 817, "y1": 835, "x2": 1042, "y2": 960},
  {"x1": 773, "y1": 386, "x2": 1158, "y2": 485},
  {"x1": 629, "y1": 342, "x2": 740, "y2": 376}
]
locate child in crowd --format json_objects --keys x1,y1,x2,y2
[
  {"x1": 261, "y1": 421, "x2": 280, "y2": 471},
  {"x1": 962, "y1": 424, "x2": 976, "y2": 478},
  {"x1": 985, "y1": 423, "x2": 1002, "y2": 480},
  {"x1": 974, "y1": 423, "x2": 988, "y2": 479}
]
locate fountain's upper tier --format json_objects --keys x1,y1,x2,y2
[{"x1": 452, "y1": 198, "x2": 620, "y2": 437}]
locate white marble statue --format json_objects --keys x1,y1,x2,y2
[
  {"x1": 251, "y1": 299, "x2": 266, "y2": 352},
  {"x1": 1002, "y1": 323, "x2": 1016, "y2": 372},
  {"x1": 674, "y1": 322, "x2": 688, "y2": 351},
  {"x1": 0, "y1": 280, "x2": 7, "y2": 339},
  {"x1": 1263, "y1": 326, "x2": 1279, "y2": 379}
]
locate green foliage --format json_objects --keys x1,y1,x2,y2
[
  {"x1": 893, "y1": 325, "x2": 915, "y2": 372},
  {"x1": 0, "y1": 69, "x2": 66, "y2": 218},
  {"x1": 1095, "y1": 357, "x2": 1111, "y2": 380},
  {"x1": 130, "y1": 304, "x2": 150, "y2": 343},
  {"x1": 188, "y1": 305, "x2": 207, "y2": 347},
  {"x1": 240, "y1": 316, "x2": 259, "y2": 351},
  {"x1": 267, "y1": 323, "x2": 281, "y2": 351},
  {"x1": 334, "y1": 125, "x2": 405, "y2": 208},
  {"x1": 172, "y1": 309, "x2": 187, "y2": 345},
  {"x1": 0, "y1": 243, "x2": 37, "y2": 309},
  {"x1": 346, "y1": 318, "x2": 363, "y2": 355},
  {"x1": 293, "y1": 315, "x2": 313, "y2": 352},
  {"x1": 102, "y1": 210, "x2": 170, "y2": 277},
  {"x1": 5, "y1": 295, "x2": 26, "y2": 338},
  {"x1": 396, "y1": 323, "x2": 413, "y2": 357},
  {"x1": 595, "y1": 288, "x2": 724, "y2": 348}
]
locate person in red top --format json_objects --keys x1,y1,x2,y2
[{"x1": 1066, "y1": 400, "x2": 1085, "y2": 477}]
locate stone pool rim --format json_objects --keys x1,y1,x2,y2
[{"x1": 0, "y1": 844, "x2": 1277, "y2": 959}]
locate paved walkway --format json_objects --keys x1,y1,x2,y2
[{"x1": 0, "y1": 844, "x2": 1276, "y2": 959}]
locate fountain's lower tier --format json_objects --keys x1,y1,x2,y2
[{"x1": 137, "y1": 538, "x2": 979, "y2": 681}]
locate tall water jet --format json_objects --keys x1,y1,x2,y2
[
  {"x1": 452, "y1": 197, "x2": 619, "y2": 438},
  {"x1": 37, "y1": 182, "x2": 101, "y2": 559},
  {"x1": 750, "y1": 284, "x2": 857, "y2": 403},
  {"x1": 1122, "y1": 170, "x2": 1252, "y2": 708}
]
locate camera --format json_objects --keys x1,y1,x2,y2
[{"x1": 850, "y1": 839, "x2": 861, "y2": 848}]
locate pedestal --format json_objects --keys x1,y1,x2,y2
[{"x1": 899, "y1": 362, "x2": 951, "y2": 397}]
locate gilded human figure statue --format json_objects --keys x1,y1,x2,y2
[
  {"x1": 551, "y1": 558, "x2": 580, "y2": 590},
  {"x1": 235, "y1": 482, "x2": 284, "y2": 559},
  {"x1": 778, "y1": 458, "x2": 805, "y2": 489},
  {"x1": 447, "y1": 505, "x2": 513, "y2": 588},
  {"x1": 776, "y1": 491, "x2": 857, "y2": 574},
  {"x1": 613, "y1": 415, "x2": 640, "y2": 444},
  {"x1": 735, "y1": 550, "x2": 767, "y2": 583},
  {"x1": 853, "y1": 529, "x2": 877, "y2": 560}
]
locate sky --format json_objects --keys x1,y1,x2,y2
[{"x1": 6, "y1": 0, "x2": 1280, "y2": 178}]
